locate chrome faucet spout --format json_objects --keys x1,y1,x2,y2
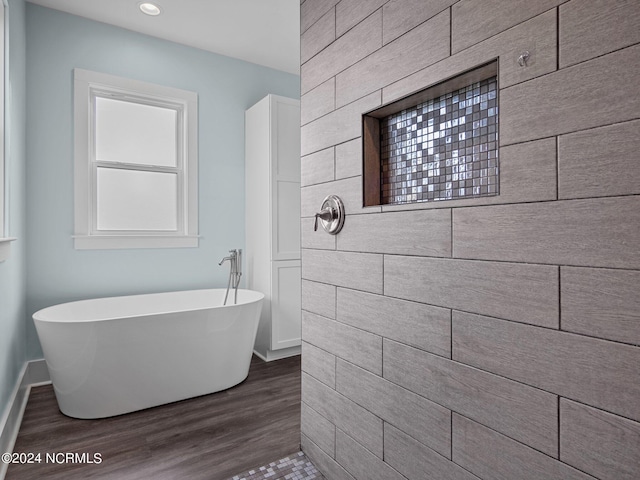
[{"x1": 220, "y1": 249, "x2": 241, "y2": 305}]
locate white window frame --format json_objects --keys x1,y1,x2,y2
[
  {"x1": 73, "y1": 69, "x2": 198, "y2": 249},
  {"x1": 0, "y1": 1, "x2": 15, "y2": 263}
]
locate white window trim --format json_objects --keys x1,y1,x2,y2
[
  {"x1": 73, "y1": 69, "x2": 198, "y2": 249},
  {"x1": 0, "y1": 2, "x2": 15, "y2": 263}
]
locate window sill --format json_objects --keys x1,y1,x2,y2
[
  {"x1": 73, "y1": 235, "x2": 199, "y2": 250},
  {"x1": 0, "y1": 237, "x2": 17, "y2": 262}
]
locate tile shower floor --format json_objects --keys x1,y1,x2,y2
[
  {"x1": 7, "y1": 355, "x2": 305, "y2": 480},
  {"x1": 228, "y1": 451, "x2": 323, "y2": 480}
]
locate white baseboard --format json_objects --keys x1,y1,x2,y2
[
  {"x1": 253, "y1": 345, "x2": 301, "y2": 362},
  {"x1": 0, "y1": 359, "x2": 50, "y2": 480}
]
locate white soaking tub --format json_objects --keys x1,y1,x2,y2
[{"x1": 33, "y1": 289, "x2": 264, "y2": 419}]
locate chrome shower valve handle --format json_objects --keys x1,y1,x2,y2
[
  {"x1": 314, "y1": 207, "x2": 335, "y2": 231},
  {"x1": 313, "y1": 195, "x2": 345, "y2": 235}
]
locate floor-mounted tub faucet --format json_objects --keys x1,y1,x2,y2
[{"x1": 219, "y1": 249, "x2": 242, "y2": 305}]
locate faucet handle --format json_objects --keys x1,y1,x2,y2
[
  {"x1": 314, "y1": 208, "x2": 334, "y2": 231},
  {"x1": 314, "y1": 195, "x2": 345, "y2": 235}
]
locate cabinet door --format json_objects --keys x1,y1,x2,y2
[
  {"x1": 271, "y1": 96, "x2": 301, "y2": 261},
  {"x1": 271, "y1": 260, "x2": 301, "y2": 350}
]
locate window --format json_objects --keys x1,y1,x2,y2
[{"x1": 73, "y1": 69, "x2": 198, "y2": 249}]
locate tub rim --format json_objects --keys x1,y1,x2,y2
[{"x1": 32, "y1": 288, "x2": 265, "y2": 324}]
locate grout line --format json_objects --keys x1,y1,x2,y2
[
  {"x1": 558, "y1": 265, "x2": 562, "y2": 331},
  {"x1": 555, "y1": 136, "x2": 560, "y2": 200},
  {"x1": 450, "y1": 208, "x2": 454, "y2": 258},
  {"x1": 450, "y1": 412, "x2": 454, "y2": 459},
  {"x1": 381, "y1": 337, "x2": 384, "y2": 383},
  {"x1": 333, "y1": 145, "x2": 337, "y2": 181},
  {"x1": 449, "y1": 6, "x2": 453, "y2": 57},
  {"x1": 382, "y1": 254, "x2": 385, "y2": 296},
  {"x1": 450, "y1": 309, "x2": 454, "y2": 359},
  {"x1": 556, "y1": 6, "x2": 560, "y2": 71},
  {"x1": 558, "y1": 396, "x2": 561, "y2": 460}
]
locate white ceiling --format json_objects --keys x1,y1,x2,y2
[{"x1": 27, "y1": 0, "x2": 301, "y2": 75}]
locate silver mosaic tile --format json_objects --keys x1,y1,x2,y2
[
  {"x1": 227, "y1": 451, "x2": 324, "y2": 480},
  {"x1": 381, "y1": 76, "x2": 499, "y2": 204}
]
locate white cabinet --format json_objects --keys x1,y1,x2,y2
[{"x1": 245, "y1": 94, "x2": 301, "y2": 361}]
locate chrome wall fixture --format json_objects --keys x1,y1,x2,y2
[
  {"x1": 518, "y1": 51, "x2": 530, "y2": 67},
  {"x1": 314, "y1": 195, "x2": 345, "y2": 235}
]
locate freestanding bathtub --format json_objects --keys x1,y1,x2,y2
[{"x1": 33, "y1": 288, "x2": 264, "y2": 419}]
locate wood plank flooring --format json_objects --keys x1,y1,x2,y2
[{"x1": 6, "y1": 355, "x2": 301, "y2": 480}]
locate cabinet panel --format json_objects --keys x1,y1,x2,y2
[
  {"x1": 272, "y1": 96, "x2": 301, "y2": 261},
  {"x1": 274, "y1": 99, "x2": 301, "y2": 180},
  {"x1": 272, "y1": 261, "x2": 302, "y2": 350},
  {"x1": 274, "y1": 179, "x2": 301, "y2": 260}
]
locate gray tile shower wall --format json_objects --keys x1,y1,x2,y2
[{"x1": 299, "y1": 2, "x2": 640, "y2": 480}]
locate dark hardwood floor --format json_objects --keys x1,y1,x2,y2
[{"x1": 6, "y1": 355, "x2": 301, "y2": 480}]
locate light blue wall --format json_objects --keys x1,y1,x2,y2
[
  {"x1": 0, "y1": 0, "x2": 27, "y2": 414},
  {"x1": 25, "y1": 4, "x2": 300, "y2": 357}
]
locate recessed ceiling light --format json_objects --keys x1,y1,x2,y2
[{"x1": 139, "y1": 2, "x2": 162, "y2": 16}]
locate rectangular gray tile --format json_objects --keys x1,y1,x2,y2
[
  {"x1": 301, "y1": 78, "x2": 336, "y2": 126},
  {"x1": 302, "y1": 222, "x2": 337, "y2": 250},
  {"x1": 453, "y1": 196, "x2": 640, "y2": 269},
  {"x1": 501, "y1": 44, "x2": 640, "y2": 145},
  {"x1": 384, "y1": 423, "x2": 480, "y2": 480},
  {"x1": 301, "y1": 146, "x2": 334, "y2": 187},
  {"x1": 384, "y1": 339, "x2": 559, "y2": 456},
  {"x1": 497, "y1": 138, "x2": 558, "y2": 202},
  {"x1": 301, "y1": 341, "x2": 336, "y2": 388},
  {"x1": 301, "y1": 10, "x2": 382, "y2": 94},
  {"x1": 384, "y1": 9, "x2": 557, "y2": 103},
  {"x1": 302, "y1": 279, "x2": 336, "y2": 319},
  {"x1": 337, "y1": 209, "x2": 451, "y2": 257},
  {"x1": 301, "y1": 8, "x2": 336, "y2": 64},
  {"x1": 302, "y1": 249, "x2": 383, "y2": 294},
  {"x1": 335, "y1": 9, "x2": 450, "y2": 108},
  {"x1": 301, "y1": 434, "x2": 355, "y2": 480},
  {"x1": 336, "y1": 430, "x2": 405, "y2": 480},
  {"x1": 452, "y1": 0, "x2": 566, "y2": 53},
  {"x1": 561, "y1": 399, "x2": 640, "y2": 480},
  {"x1": 302, "y1": 402, "x2": 336, "y2": 457},
  {"x1": 560, "y1": 0, "x2": 640, "y2": 68},
  {"x1": 383, "y1": 0, "x2": 457, "y2": 45},
  {"x1": 337, "y1": 288, "x2": 451, "y2": 357},
  {"x1": 302, "y1": 373, "x2": 384, "y2": 458},
  {"x1": 384, "y1": 256, "x2": 559, "y2": 328},
  {"x1": 336, "y1": 359, "x2": 451, "y2": 458},
  {"x1": 453, "y1": 311, "x2": 640, "y2": 422},
  {"x1": 301, "y1": 91, "x2": 381, "y2": 156},
  {"x1": 335, "y1": 138, "x2": 361, "y2": 180},
  {"x1": 301, "y1": 0, "x2": 339, "y2": 34},
  {"x1": 302, "y1": 311, "x2": 382, "y2": 375},
  {"x1": 561, "y1": 267, "x2": 640, "y2": 346},
  {"x1": 453, "y1": 414, "x2": 594, "y2": 480},
  {"x1": 336, "y1": 0, "x2": 386, "y2": 37},
  {"x1": 558, "y1": 120, "x2": 640, "y2": 199}
]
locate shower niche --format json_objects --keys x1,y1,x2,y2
[{"x1": 363, "y1": 60, "x2": 499, "y2": 206}]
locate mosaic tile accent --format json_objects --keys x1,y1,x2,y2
[
  {"x1": 381, "y1": 76, "x2": 499, "y2": 204},
  {"x1": 227, "y1": 451, "x2": 324, "y2": 480}
]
